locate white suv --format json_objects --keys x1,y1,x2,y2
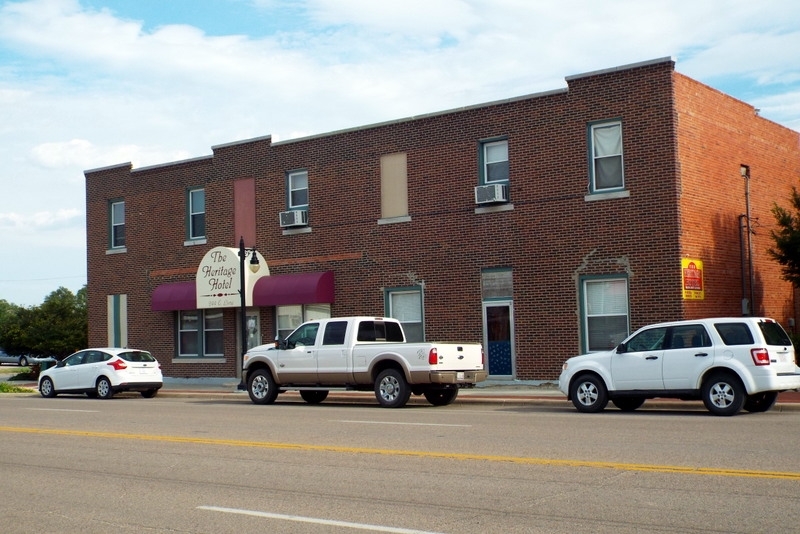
[{"x1": 559, "y1": 317, "x2": 800, "y2": 416}]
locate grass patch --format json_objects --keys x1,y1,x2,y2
[{"x1": 0, "y1": 381, "x2": 33, "y2": 393}]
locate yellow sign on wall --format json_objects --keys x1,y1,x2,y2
[{"x1": 681, "y1": 258, "x2": 704, "y2": 300}]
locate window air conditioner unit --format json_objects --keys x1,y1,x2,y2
[
  {"x1": 474, "y1": 183, "x2": 508, "y2": 204},
  {"x1": 279, "y1": 210, "x2": 308, "y2": 228}
]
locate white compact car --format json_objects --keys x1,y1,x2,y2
[
  {"x1": 39, "y1": 348, "x2": 162, "y2": 399},
  {"x1": 559, "y1": 317, "x2": 800, "y2": 416}
]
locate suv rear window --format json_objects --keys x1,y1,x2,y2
[
  {"x1": 714, "y1": 323, "x2": 754, "y2": 345},
  {"x1": 758, "y1": 320, "x2": 792, "y2": 346}
]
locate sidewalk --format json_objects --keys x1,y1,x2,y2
[
  {"x1": 11, "y1": 376, "x2": 800, "y2": 409},
  {"x1": 152, "y1": 378, "x2": 800, "y2": 410}
]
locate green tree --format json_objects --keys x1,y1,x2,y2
[
  {"x1": 770, "y1": 187, "x2": 800, "y2": 286},
  {"x1": 0, "y1": 286, "x2": 87, "y2": 358}
]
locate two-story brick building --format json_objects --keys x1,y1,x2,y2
[{"x1": 84, "y1": 57, "x2": 800, "y2": 381}]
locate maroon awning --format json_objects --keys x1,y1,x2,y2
[
  {"x1": 151, "y1": 281, "x2": 197, "y2": 311},
  {"x1": 253, "y1": 271, "x2": 335, "y2": 306}
]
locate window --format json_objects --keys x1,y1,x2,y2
[
  {"x1": 582, "y1": 277, "x2": 629, "y2": 352},
  {"x1": 715, "y1": 323, "x2": 755, "y2": 346},
  {"x1": 589, "y1": 121, "x2": 624, "y2": 191},
  {"x1": 668, "y1": 325, "x2": 711, "y2": 349},
  {"x1": 288, "y1": 170, "x2": 308, "y2": 209},
  {"x1": 386, "y1": 288, "x2": 423, "y2": 342},
  {"x1": 178, "y1": 310, "x2": 224, "y2": 357},
  {"x1": 276, "y1": 304, "x2": 331, "y2": 340},
  {"x1": 188, "y1": 188, "x2": 205, "y2": 239},
  {"x1": 481, "y1": 139, "x2": 509, "y2": 184},
  {"x1": 626, "y1": 327, "x2": 666, "y2": 352},
  {"x1": 322, "y1": 321, "x2": 348, "y2": 345},
  {"x1": 110, "y1": 200, "x2": 125, "y2": 248},
  {"x1": 357, "y1": 320, "x2": 405, "y2": 342}
]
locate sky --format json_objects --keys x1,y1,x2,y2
[{"x1": 0, "y1": 0, "x2": 798, "y2": 306}]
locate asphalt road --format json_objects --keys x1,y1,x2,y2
[{"x1": 2, "y1": 393, "x2": 800, "y2": 533}]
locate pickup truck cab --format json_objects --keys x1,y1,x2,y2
[
  {"x1": 559, "y1": 317, "x2": 800, "y2": 416},
  {"x1": 243, "y1": 316, "x2": 487, "y2": 408}
]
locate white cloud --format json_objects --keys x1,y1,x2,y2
[{"x1": 0, "y1": 0, "x2": 798, "y2": 305}]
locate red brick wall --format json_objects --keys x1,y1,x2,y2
[
  {"x1": 85, "y1": 58, "x2": 799, "y2": 380},
  {"x1": 674, "y1": 73, "x2": 800, "y2": 327}
]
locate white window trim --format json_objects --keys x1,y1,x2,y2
[{"x1": 589, "y1": 121, "x2": 624, "y2": 193}]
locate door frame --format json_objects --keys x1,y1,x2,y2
[{"x1": 482, "y1": 300, "x2": 515, "y2": 379}]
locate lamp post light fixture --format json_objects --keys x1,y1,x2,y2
[{"x1": 238, "y1": 236, "x2": 260, "y2": 390}]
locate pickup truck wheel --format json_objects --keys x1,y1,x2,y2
[
  {"x1": 424, "y1": 387, "x2": 459, "y2": 406},
  {"x1": 570, "y1": 374, "x2": 608, "y2": 413},
  {"x1": 375, "y1": 369, "x2": 411, "y2": 408},
  {"x1": 612, "y1": 397, "x2": 645, "y2": 412},
  {"x1": 702, "y1": 372, "x2": 745, "y2": 416},
  {"x1": 300, "y1": 390, "x2": 329, "y2": 404},
  {"x1": 743, "y1": 391, "x2": 778, "y2": 413},
  {"x1": 248, "y1": 369, "x2": 279, "y2": 405}
]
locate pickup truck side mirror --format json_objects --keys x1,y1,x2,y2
[
  {"x1": 616, "y1": 343, "x2": 626, "y2": 354},
  {"x1": 276, "y1": 339, "x2": 288, "y2": 350}
]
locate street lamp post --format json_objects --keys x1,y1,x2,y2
[{"x1": 238, "y1": 236, "x2": 260, "y2": 390}]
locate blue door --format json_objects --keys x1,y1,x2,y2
[{"x1": 483, "y1": 302, "x2": 514, "y2": 377}]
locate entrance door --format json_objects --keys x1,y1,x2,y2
[
  {"x1": 483, "y1": 301, "x2": 514, "y2": 378},
  {"x1": 237, "y1": 309, "x2": 261, "y2": 380}
]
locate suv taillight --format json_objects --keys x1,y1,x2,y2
[
  {"x1": 751, "y1": 348, "x2": 770, "y2": 366},
  {"x1": 108, "y1": 359, "x2": 127, "y2": 370},
  {"x1": 428, "y1": 348, "x2": 438, "y2": 365}
]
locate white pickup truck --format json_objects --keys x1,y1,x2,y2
[{"x1": 243, "y1": 316, "x2": 487, "y2": 408}]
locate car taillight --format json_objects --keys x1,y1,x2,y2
[
  {"x1": 108, "y1": 359, "x2": 127, "y2": 370},
  {"x1": 428, "y1": 348, "x2": 438, "y2": 365},
  {"x1": 751, "y1": 348, "x2": 770, "y2": 366}
]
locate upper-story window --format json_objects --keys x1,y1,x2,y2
[
  {"x1": 386, "y1": 287, "x2": 423, "y2": 342},
  {"x1": 589, "y1": 121, "x2": 624, "y2": 192},
  {"x1": 188, "y1": 187, "x2": 205, "y2": 239},
  {"x1": 481, "y1": 139, "x2": 509, "y2": 185},
  {"x1": 110, "y1": 200, "x2": 125, "y2": 249},
  {"x1": 288, "y1": 170, "x2": 309, "y2": 209}
]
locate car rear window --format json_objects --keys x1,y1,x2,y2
[
  {"x1": 118, "y1": 351, "x2": 156, "y2": 362},
  {"x1": 758, "y1": 320, "x2": 792, "y2": 346},
  {"x1": 714, "y1": 323, "x2": 755, "y2": 345}
]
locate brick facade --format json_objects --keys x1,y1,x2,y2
[{"x1": 85, "y1": 58, "x2": 800, "y2": 381}]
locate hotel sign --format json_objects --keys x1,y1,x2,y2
[{"x1": 196, "y1": 246, "x2": 269, "y2": 309}]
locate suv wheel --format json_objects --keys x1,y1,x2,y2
[
  {"x1": 702, "y1": 372, "x2": 745, "y2": 416},
  {"x1": 570, "y1": 373, "x2": 608, "y2": 413}
]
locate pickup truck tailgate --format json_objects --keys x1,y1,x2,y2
[{"x1": 430, "y1": 343, "x2": 484, "y2": 370}]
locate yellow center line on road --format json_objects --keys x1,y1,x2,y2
[{"x1": 3, "y1": 425, "x2": 799, "y2": 481}]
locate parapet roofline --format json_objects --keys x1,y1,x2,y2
[
  {"x1": 565, "y1": 56, "x2": 674, "y2": 81},
  {"x1": 85, "y1": 56, "x2": 676, "y2": 172}
]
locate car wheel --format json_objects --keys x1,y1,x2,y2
[
  {"x1": 19, "y1": 355, "x2": 28, "y2": 367},
  {"x1": 247, "y1": 368, "x2": 279, "y2": 405},
  {"x1": 424, "y1": 387, "x2": 459, "y2": 406},
  {"x1": 702, "y1": 372, "x2": 745, "y2": 416},
  {"x1": 569, "y1": 373, "x2": 608, "y2": 413},
  {"x1": 299, "y1": 390, "x2": 328, "y2": 404},
  {"x1": 375, "y1": 368, "x2": 411, "y2": 408},
  {"x1": 743, "y1": 391, "x2": 778, "y2": 413},
  {"x1": 612, "y1": 397, "x2": 645, "y2": 412},
  {"x1": 141, "y1": 389, "x2": 158, "y2": 399},
  {"x1": 39, "y1": 377, "x2": 56, "y2": 398},
  {"x1": 96, "y1": 376, "x2": 114, "y2": 399}
]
